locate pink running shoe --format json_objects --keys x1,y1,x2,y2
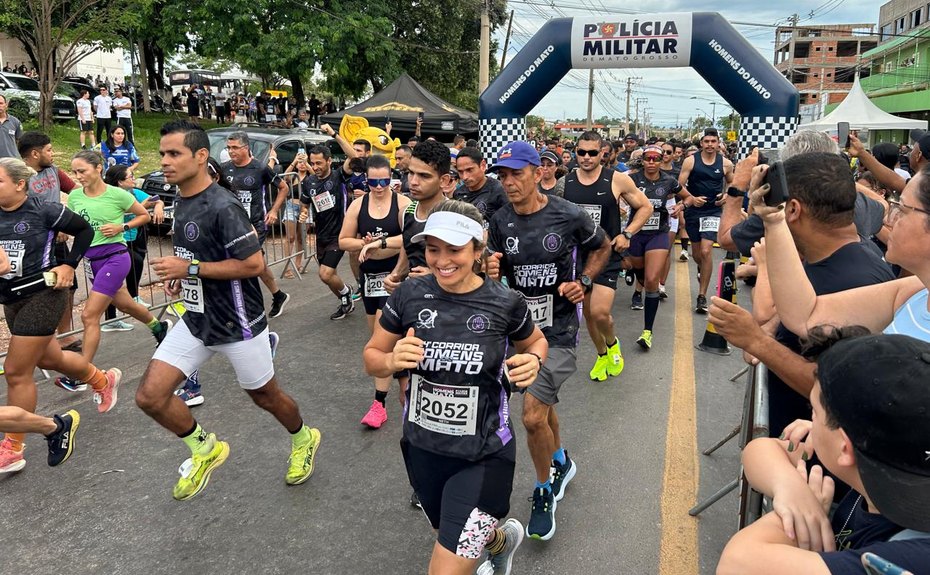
[
  {"x1": 0, "y1": 438, "x2": 25, "y2": 474},
  {"x1": 360, "y1": 400, "x2": 387, "y2": 429},
  {"x1": 93, "y1": 368, "x2": 122, "y2": 413}
]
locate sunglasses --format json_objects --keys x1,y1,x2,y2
[
  {"x1": 367, "y1": 177, "x2": 391, "y2": 188},
  {"x1": 575, "y1": 149, "x2": 601, "y2": 157},
  {"x1": 663, "y1": 150, "x2": 673, "y2": 155},
  {"x1": 643, "y1": 156, "x2": 663, "y2": 162}
]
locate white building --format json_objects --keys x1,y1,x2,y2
[{"x1": 0, "y1": 34, "x2": 125, "y2": 82}]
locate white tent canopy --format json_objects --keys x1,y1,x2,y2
[{"x1": 797, "y1": 77, "x2": 927, "y2": 132}]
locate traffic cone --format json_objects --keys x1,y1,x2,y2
[{"x1": 696, "y1": 320, "x2": 731, "y2": 355}]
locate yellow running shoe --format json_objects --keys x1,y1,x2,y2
[
  {"x1": 606, "y1": 340, "x2": 625, "y2": 376},
  {"x1": 589, "y1": 355, "x2": 608, "y2": 381},
  {"x1": 173, "y1": 434, "x2": 229, "y2": 501},
  {"x1": 286, "y1": 427, "x2": 322, "y2": 485},
  {"x1": 636, "y1": 330, "x2": 653, "y2": 351}
]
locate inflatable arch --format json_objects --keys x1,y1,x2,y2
[{"x1": 479, "y1": 12, "x2": 799, "y2": 159}]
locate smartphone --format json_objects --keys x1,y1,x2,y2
[
  {"x1": 298, "y1": 147, "x2": 306, "y2": 156},
  {"x1": 838, "y1": 121, "x2": 850, "y2": 149},
  {"x1": 861, "y1": 552, "x2": 913, "y2": 575},
  {"x1": 716, "y1": 260, "x2": 737, "y2": 303},
  {"x1": 43, "y1": 271, "x2": 57, "y2": 287},
  {"x1": 417, "y1": 111, "x2": 424, "y2": 122},
  {"x1": 763, "y1": 160, "x2": 789, "y2": 206}
]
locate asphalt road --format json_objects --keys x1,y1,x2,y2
[{"x1": 1, "y1": 249, "x2": 749, "y2": 575}]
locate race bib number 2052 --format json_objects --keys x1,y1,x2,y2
[{"x1": 408, "y1": 375, "x2": 479, "y2": 436}]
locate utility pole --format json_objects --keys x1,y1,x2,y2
[
  {"x1": 711, "y1": 101, "x2": 717, "y2": 129},
  {"x1": 635, "y1": 97, "x2": 647, "y2": 137},
  {"x1": 623, "y1": 76, "x2": 640, "y2": 134},
  {"x1": 500, "y1": 10, "x2": 515, "y2": 69},
  {"x1": 479, "y1": 0, "x2": 490, "y2": 93},
  {"x1": 586, "y1": 69, "x2": 595, "y2": 129}
]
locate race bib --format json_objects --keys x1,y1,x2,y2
[
  {"x1": 408, "y1": 374, "x2": 479, "y2": 436},
  {"x1": 238, "y1": 190, "x2": 252, "y2": 209},
  {"x1": 1, "y1": 249, "x2": 24, "y2": 279},
  {"x1": 642, "y1": 199, "x2": 664, "y2": 231},
  {"x1": 699, "y1": 216, "x2": 720, "y2": 233},
  {"x1": 265, "y1": 113, "x2": 277, "y2": 123},
  {"x1": 525, "y1": 294, "x2": 553, "y2": 329},
  {"x1": 181, "y1": 278, "x2": 204, "y2": 313},
  {"x1": 364, "y1": 271, "x2": 389, "y2": 298},
  {"x1": 579, "y1": 204, "x2": 602, "y2": 226},
  {"x1": 312, "y1": 191, "x2": 335, "y2": 212}
]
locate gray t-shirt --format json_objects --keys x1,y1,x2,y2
[{"x1": 0, "y1": 115, "x2": 23, "y2": 158}]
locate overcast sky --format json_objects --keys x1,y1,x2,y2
[{"x1": 493, "y1": 0, "x2": 882, "y2": 127}]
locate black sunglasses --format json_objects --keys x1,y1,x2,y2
[
  {"x1": 367, "y1": 177, "x2": 391, "y2": 188},
  {"x1": 575, "y1": 149, "x2": 600, "y2": 157}
]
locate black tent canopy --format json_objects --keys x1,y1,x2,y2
[{"x1": 320, "y1": 73, "x2": 478, "y2": 137}]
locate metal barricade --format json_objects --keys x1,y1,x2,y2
[
  {"x1": 689, "y1": 362, "x2": 770, "y2": 529},
  {"x1": 264, "y1": 171, "x2": 313, "y2": 280}
]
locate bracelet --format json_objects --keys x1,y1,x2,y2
[
  {"x1": 380, "y1": 238, "x2": 387, "y2": 249},
  {"x1": 528, "y1": 352, "x2": 543, "y2": 366}
]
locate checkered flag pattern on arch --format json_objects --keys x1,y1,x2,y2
[
  {"x1": 738, "y1": 116, "x2": 798, "y2": 159},
  {"x1": 480, "y1": 117, "x2": 526, "y2": 162}
]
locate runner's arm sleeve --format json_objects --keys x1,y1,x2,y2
[
  {"x1": 57, "y1": 169, "x2": 76, "y2": 193},
  {"x1": 53, "y1": 207, "x2": 93, "y2": 268}
]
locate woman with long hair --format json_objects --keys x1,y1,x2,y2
[
  {"x1": 282, "y1": 151, "x2": 312, "y2": 277},
  {"x1": 100, "y1": 125, "x2": 140, "y2": 172},
  {"x1": 0, "y1": 157, "x2": 120, "y2": 473},
  {"x1": 364, "y1": 200, "x2": 548, "y2": 574},
  {"x1": 54, "y1": 151, "x2": 170, "y2": 392}
]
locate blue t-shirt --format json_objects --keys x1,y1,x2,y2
[
  {"x1": 884, "y1": 289, "x2": 930, "y2": 341},
  {"x1": 123, "y1": 188, "x2": 156, "y2": 241},
  {"x1": 101, "y1": 141, "x2": 140, "y2": 167}
]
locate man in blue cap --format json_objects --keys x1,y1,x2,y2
[{"x1": 486, "y1": 140, "x2": 612, "y2": 542}]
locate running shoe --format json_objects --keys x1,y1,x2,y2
[
  {"x1": 153, "y1": 319, "x2": 173, "y2": 346},
  {"x1": 350, "y1": 285, "x2": 361, "y2": 302},
  {"x1": 410, "y1": 491, "x2": 422, "y2": 509},
  {"x1": 637, "y1": 329, "x2": 653, "y2": 350},
  {"x1": 630, "y1": 291, "x2": 644, "y2": 310},
  {"x1": 101, "y1": 320, "x2": 134, "y2": 332},
  {"x1": 47, "y1": 410, "x2": 80, "y2": 466},
  {"x1": 330, "y1": 293, "x2": 355, "y2": 320},
  {"x1": 361, "y1": 400, "x2": 388, "y2": 429},
  {"x1": 285, "y1": 427, "x2": 322, "y2": 485},
  {"x1": 679, "y1": 250, "x2": 689, "y2": 261},
  {"x1": 526, "y1": 487, "x2": 557, "y2": 541},
  {"x1": 133, "y1": 296, "x2": 150, "y2": 307},
  {"x1": 658, "y1": 284, "x2": 668, "y2": 299},
  {"x1": 551, "y1": 454, "x2": 577, "y2": 502},
  {"x1": 93, "y1": 368, "x2": 122, "y2": 413},
  {"x1": 173, "y1": 434, "x2": 230, "y2": 501},
  {"x1": 0, "y1": 438, "x2": 25, "y2": 474},
  {"x1": 269, "y1": 290, "x2": 290, "y2": 319},
  {"x1": 61, "y1": 340, "x2": 83, "y2": 353},
  {"x1": 695, "y1": 294, "x2": 708, "y2": 314},
  {"x1": 588, "y1": 355, "x2": 608, "y2": 382},
  {"x1": 54, "y1": 376, "x2": 88, "y2": 393},
  {"x1": 477, "y1": 518, "x2": 525, "y2": 575},
  {"x1": 175, "y1": 384, "x2": 204, "y2": 407},
  {"x1": 624, "y1": 271, "x2": 634, "y2": 287},
  {"x1": 269, "y1": 331, "x2": 279, "y2": 358},
  {"x1": 606, "y1": 340, "x2": 624, "y2": 377}
]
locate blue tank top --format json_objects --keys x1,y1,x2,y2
[
  {"x1": 884, "y1": 289, "x2": 930, "y2": 341},
  {"x1": 687, "y1": 153, "x2": 725, "y2": 210}
]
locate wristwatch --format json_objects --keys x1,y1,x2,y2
[
  {"x1": 578, "y1": 275, "x2": 593, "y2": 292},
  {"x1": 122, "y1": 223, "x2": 130, "y2": 232},
  {"x1": 380, "y1": 237, "x2": 387, "y2": 249},
  {"x1": 622, "y1": 230, "x2": 633, "y2": 240},
  {"x1": 187, "y1": 259, "x2": 200, "y2": 278},
  {"x1": 727, "y1": 186, "x2": 746, "y2": 198}
]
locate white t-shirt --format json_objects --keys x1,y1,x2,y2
[
  {"x1": 112, "y1": 96, "x2": 132, "y2": 118},
  {"x1": 93, "y1": 95, "x2": 113, "y2": 118},
  {"x1": 76, "y1": 99, "x2": 93, "y2": 122},
  {"x1": 214, "y1": 91, "x2": 227, "y2": 105}
]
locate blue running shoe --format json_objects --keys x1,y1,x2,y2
[
  {"x1": 54, "y1": 376, "x2": 88, "y2": 393},
  {"x1": 175, "y1": 371, "x2": 203, "y2": 407},
  {"x1": 526, "y1": 487, "x2": 557, "y2": 541},
  {"x1": 551, "y1": 453, "x2": 577, "y2": 502}
]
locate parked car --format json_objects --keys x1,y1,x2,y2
[
  {"x1": 140, "y1": 125, "x2": 344, "y2": 223},
  {"x1": 0, "y1": 72, "x2": 76, "y2": 121},
  {"x1": 60, "y1": 76, "x2": 97, "y2": 100}
]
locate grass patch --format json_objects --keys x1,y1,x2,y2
[{"x1": 23, "y1": 112, "x2": 223, "y2": 174}]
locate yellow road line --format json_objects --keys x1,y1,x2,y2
[{"x1": 658, "y1": 262, "x2": 700, "y2": 575}]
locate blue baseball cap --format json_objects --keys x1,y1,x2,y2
[{"x1": 488, "y1": 141, "x2": 541, "y2": 172}]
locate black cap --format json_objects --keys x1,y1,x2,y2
[
  {"x1": 540, "y1": 150, "x2": 561, "y2": 165},
  {"x1": 817, "y1": 334, "x2": 930, "y2": 531},
  {"x1": 623, "y1": 133, "x2": 637, "y2": 142},
  {"x1": 702, "y1": 127, "x2": 719, "y2": 138}
]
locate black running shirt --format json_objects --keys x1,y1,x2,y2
[
  {"x1": 488, "y1": 195, "x2": 606, "y2": 348},
  {"x1": 628, "y1": 170, "x2": 681, "y2": 235},
  {"x1": 685, "y1": 154, "x2": 725, "y2": 215},
  {"x1": 221, "y1": 159, "x2": 278, "y2": 236},
  {"x1": 0, "y1": 197, "x2": 66, "y2": 281},
  {"x1": 452, "y1": 177, "x2": 507, "y2": 229},
  {"x1": 172, "y1": 183, "x2": 266, "y2": 345},
  {"x1": 381, "y1": 274, "x2": 534, "y2": 461},
  {"x1": 300, "y1": 167, "x2": 348, "y2": 245},
  {"x1": 563, "y1": 167, "x2": 623, "y2": 239},
  {"x1": 401, "y1": 201, "x2": 428, "y2": 269}
]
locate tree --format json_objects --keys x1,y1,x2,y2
[{"x1": 0, "y1": 0, "x2": 146, "y2": 129}]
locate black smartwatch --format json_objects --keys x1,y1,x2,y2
[
  {"x1": 726, "y1": 186, "x2": 746, "y2": 198},
  {"x1": 187, "y1": 259, "x2": 200, "y2": 278},
  {"x1": 622, "y1": 230, "x2": 633, "y2": 240},
  {"x1": 579, "y1": 275, "x2": 593, "y2": 292}
]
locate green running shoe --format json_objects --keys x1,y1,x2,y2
[
  {"x1": 286, "y1": 427, "x2": 322, "y2": 485},
  {"x1": 606, "y1": 340, "x2": 624, "y2": 376},
  {"x1": 173, "y1": 434, "x2": 229, "y2": 501},
  {"x1": 637, "y1": 330, "x2": 653, "y2": 350},
  {"x1": 589, "y1": 355, "x2": 608, "y2": 382}
]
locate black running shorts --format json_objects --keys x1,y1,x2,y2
[
  {"x1": 4, "y1": 288, "x2": 68, "y2": 337},
  {"x1": 316, "y1": 238, "x2": 344, "y2": 269}
]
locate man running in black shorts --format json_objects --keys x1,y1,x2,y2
[
  {"x1": 677, "y1": 128, "x2": 733, "y2": 313},
  {"x1": 563, "y1": 131, "x2": 651, "y2": 381},
  {"x1": 487, "y1": 140, "x2": 612, "y2": 542},
  {"x1": 298, "y1": 123, "x2": 359, "y2": 320}
]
